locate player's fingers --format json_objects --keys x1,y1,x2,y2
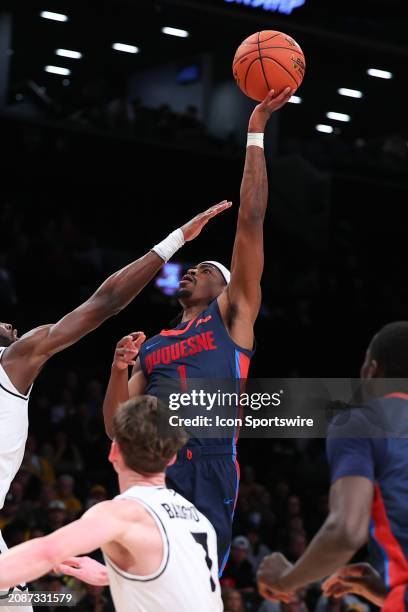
[
  {"x1": 258, "y1": 582, "x2": 292, "y2": 604},
  {"x1": 207, "y1": 201, "x2": 232, "y2": 217},
  {"x1": 133, "y1": 334, "x2": 146, "y2": 348},
  {"x1": 336, "y1": 565, "x2": 367, "y2": 578},
  {"x1": 58, "y1": 557, "x2": 82, "y2": 567},
  {"x1": 329, "y1": 584, "x2": 352, "y2": 599},
  {"x1": 274, "y1": 87, "x2": 292, "y2": 106},
  {"x1": 129, "y1": 331, "x2": 145, "y2": 340},
  {"x1": 57, "y1": 564, "x2": 82, "y2": 578},
  {"x1": 116, "y1": 335, "x2": 133, "y2": 348},
  {"x1": 203, "y1": 200, "x2": 229, "y2": 216},
  {"x1": 264, "y1": 89, "x2": 275, "y2": 103}
]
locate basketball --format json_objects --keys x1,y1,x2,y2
[{"x1": 233, "y1": 30, "x2": 306, "y2": 102}]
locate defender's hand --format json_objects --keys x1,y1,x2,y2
[
  {"x1": 322, "y1": 563, "x2": 387, "y2": 607},
  {"x1": 249, "y1": 88, "x2": 293, "y2": 131},
  {"x1": 181, "y1": 201, "x2": 232, "y2": 242},
  {"x1": 257, "y1": 553, "x2": 295, "y2": 603},
  {"x1": 112, "y1": 332, "x2": 146, "y2": 371},
  {"x1": 53, "y1": 556, "x2": 110, "y2": 587}
]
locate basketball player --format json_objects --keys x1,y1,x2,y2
[
  {"x1": 256, "y1": 322, "x2": 408, "y2": 612},
  {"x1": 0, "y1": 201, "x2": 229, "y2": 607},
  {"x1": 102, "y1": 87, "x2": 294, "y2": 572},
  {"x1": 0, "y1": 396, "x2": 223, "y2": 611}
]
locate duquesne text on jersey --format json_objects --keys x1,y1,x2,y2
[{"x1": 144, "y1": 331, "x2": 217, "y2": 374}]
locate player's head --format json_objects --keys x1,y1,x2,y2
[
  {"x1": 109, "y1": 395, "x2": 188, "y2": 476},
  {"x1": 361, "y1": 321, "x2": 408, "y2": 379},
  {"x1": 0, "y1": 322, "x2": 17, "y2": 347},
  {"x1": 177, "y1": 261, "x2": 230, "y2": 308}
]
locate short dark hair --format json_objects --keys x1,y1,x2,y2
[
  {"x1": 113, "y1": 395, "x2": 188, "y2": 474},
  {"x1": 370, "y1": 321, "x2": 408, "y2": 377}
]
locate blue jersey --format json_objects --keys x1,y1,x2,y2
[
  {"x1": 139, "y1": 299, "x2": 254, "y2": 447},
  {"x1": 327, "y1": 394, "x2": 408, "y2": 595}
]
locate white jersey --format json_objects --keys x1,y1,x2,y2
[
  {"x1": 0, "y1": 347, "x2": 31, "y2": 510},
  {"x1": 103, "y1": 486, "x2": 223, "y2": 612}
]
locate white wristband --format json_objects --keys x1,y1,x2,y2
[
  {"x1": 152, "y1": 228, "x2": 185, "y2": 263},
  {"x1": 247, "y1": 133, "x2": 264, "y2": 149}
]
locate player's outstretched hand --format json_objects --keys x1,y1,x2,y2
[
  {"x1": 112, "y1": 332, "x2": 146, "y2": 370},
  {"x1": 322, "y1": 563, "x2": 387, "y2": 607},
  {"x1": 53, "y1": 556, "x2": 109, "y2": 586},
  {"x1": 249, "y1": 88, "x2": 293, "y2": 131},
  {"x1": 181, "y1": 200, "x2": 232, "y2": 242},
  {"x1": 257, "y1": 552, "x2": 295, "y2": 604}
]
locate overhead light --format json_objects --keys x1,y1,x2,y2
[
  {"x1": 326, "y1": 111, "x2": 350, "y2": 122},
  {"x1": 56, "y1": 49, "x2": 82, "y2": 59},
  {"x1": 45, "y1": 65, "x2": 71, "y2": 76},
  {"x1": 161, "y1": 26, "x2": 189, "y2": 38},
  {"x1": 316, "y1": 124, "x2": 334, "y2": 133},
  {"x1": 40, "y1": 11, "x2": 68, "y2": 22},
  {"x1": 367, "y1": 68, "x2": 393, "y2": 79},
  {"x1": 288, "y1": 95, "x2": 302, "y2": 104},
  {"x1": 112, "y1": 43, "x2": 139, "y2": 54},
  {"x1": 338, "y1": 88, "x2": 363, "y2": 99}
]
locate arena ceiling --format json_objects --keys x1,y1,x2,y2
[{"x1": 3, "y1": 0, "x2": 407, "y2": 140}]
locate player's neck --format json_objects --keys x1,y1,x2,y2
[
  {"x1": 118, "y1": 470, "x2": 166, "y2": 492},
  {"x1": 181, "y1": 304, "x2": 208, "y2": 322}
]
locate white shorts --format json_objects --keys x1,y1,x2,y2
[{"x1": 0, "y1": 531, "x2": 33, "y2": 612}]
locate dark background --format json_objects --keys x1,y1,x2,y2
[{"x1": 1, "y1": 1, "x2": 407, "y2": 609}]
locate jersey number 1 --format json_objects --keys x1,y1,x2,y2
[{"x1": 191, "y1": 532, "x2": 216, "y2": 592}]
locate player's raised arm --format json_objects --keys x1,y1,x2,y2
[
  {"x1": 218, "y1": 88, "x2": 292, "y2": 349},
  {"x1": 3, "y1": 202, "x2": 231, "y2": 394},
  {"x1": 0, "y1": 501, "x2": 124, "y2": 590},
  {"x1": 103, "y1": 336, "x2": 147, "y2": 439},
  {"x1": 101, "y1": 201, "x2": 232, "y2": 438}
]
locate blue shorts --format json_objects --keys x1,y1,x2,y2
[{"x1": 165, "y1": 444, "x2": 240, "y2": 575}]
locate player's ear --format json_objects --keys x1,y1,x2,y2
[
  {"x1": 366, "y1": 359, "x2": 380, "y2": 379},
  {"x1": 167, "y1": 454, "x2": 177, "y2": 467},
  {"x1": 109, "y1": 440, "x2": 119, "y2": 464}
]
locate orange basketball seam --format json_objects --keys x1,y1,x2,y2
[
  {"x1": 244, "y1": 56, "x2": 263, "y2": 96},
  {"x1": 261, "y1": 55, "x2": 300, "y2": 88},
  {"x1": 257, "y1": 32, "x2": 271, "y2": 94},
  {"x1": 256, "y1": 32, "x2": 281, "y2": 44}
]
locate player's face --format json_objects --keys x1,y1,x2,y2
[
  {"x1": 177, "y1": 263, "x2": 226, "y2": 306},
  {"x1": 0, "y1": 322, "x2": 18, "y2": 347}
]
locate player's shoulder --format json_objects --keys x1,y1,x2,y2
[
  {"x1": 327, "y1": 401, "x2": 385, "y2": 439},
  {"x1": 84, "y1": 498, "x2": 147, "y2": 521},
  {"x1": 140, "y1": 332, "x2": 164, "y2": 352}
]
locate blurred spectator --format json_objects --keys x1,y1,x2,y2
[
  {"x1": 52, "y1": 430, "x2": 83, "y2": 475},
  {"x1": 247, "y1": 527, "x2": 271, "y2": 572},
  {"x1": 221, "y1": 535, "x2": 255, "y2": 592},
  {"x1": 315, "y1": 593, "x2": 370, "y2": 611},
  {"x1": 222, "y1": 588, "x2": 246, "y2": 612},
  {"x1": 21, "y1": 435, "x2": 55, "y2": 484},
  {"x1": 258, "y1": 588, "x2": 310, "y2": 611},
  {"x1": 85, "y1": 484, "x2": 108, "y2": 510},
  {"x1": 0, "y1": 482, "x2": 24, "y2": 529},
  {"x1": 43, "y1": 500, "x2": 67, "y2": 533},
  {"x1": 287, "y1": 532, "x2": 308, "y2": 562},
  {"x1": 56, "y1": 474, "x2": 82, "y2": 519},
  {"x1": 76, "y1": 584, "x2": 114, "y2": 612}
]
